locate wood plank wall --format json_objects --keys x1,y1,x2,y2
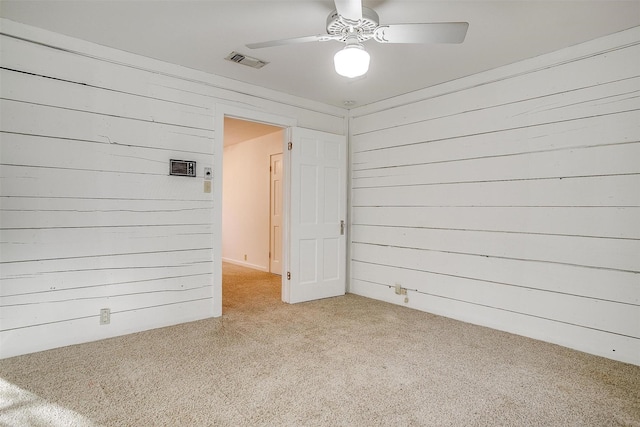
[
  {"x1": 349, "y1": 27, "x2": 640, "y2": 365},
  {"x1": 0, "y1": 19, "x2": 346, "y2": 358}
]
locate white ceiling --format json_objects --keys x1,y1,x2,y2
[{"x1": 1, "y1": 1, "x2": 639, "y2": 109}]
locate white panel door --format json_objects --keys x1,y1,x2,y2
[
  {"x1": 288, "y1": 127, "x2": 347, "y2": 303},
  {"x1": 270, "y1": 153, "x2": 283, "y2": 275}
]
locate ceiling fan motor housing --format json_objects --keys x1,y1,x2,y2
[{"x1": 326, "y1": 7, "x2": 380, "y2": 42}]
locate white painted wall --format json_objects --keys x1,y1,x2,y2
[
  {"x1": 0, "y1": 19, "x2": 346, "y2": 359},
  {"x1": 349, "y1": 27, "x2": 640, "y2": 365},
  {"x1": 222, "y1": 130, "x2": 284, "y2": 271}
]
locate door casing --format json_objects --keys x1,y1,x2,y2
[
  {"x1": 214, "y1": 105, "x2": 296, "y2": 315},
  {"x1": 214, "y1": 105, "x2": 346, "y2": 313}
]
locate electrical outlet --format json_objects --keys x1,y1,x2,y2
[
  {"x1": 100, "y1": 308, "x2": 110, "y2": 325},
  {"x1": 395, "y1": 283, "x2": 402, "y2": 295},
  {"x1": 244, "y1": 254, "x2": 247, "y2": 261}
]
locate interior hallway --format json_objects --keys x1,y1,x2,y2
[{"x1": 222, "y1": 262, "x2": 281, "y2": 313}]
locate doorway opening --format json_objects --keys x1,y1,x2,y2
[{"x1": 221, "y1": 117, "x2": 285, "y2": 312}]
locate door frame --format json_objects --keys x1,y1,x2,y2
[{"x1": 213, "y1": 104, "x2": 296, "y2": 316}]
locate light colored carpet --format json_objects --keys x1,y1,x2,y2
[{"x1": 1, "y1": 262, "x2": 639, "y2": 426}]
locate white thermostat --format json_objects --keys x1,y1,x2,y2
[{"x1": 170, "y1": 159, "x2": 196, "y2": 177}]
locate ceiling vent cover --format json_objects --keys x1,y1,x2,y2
[{"x1": 225, "y1": 51, "x2": 268, "y2": 69}]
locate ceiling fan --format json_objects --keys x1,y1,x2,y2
[{"x1": 246, "y1": 0, "x2": 469, "y2": 78}]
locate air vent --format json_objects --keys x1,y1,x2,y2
[{"x1": 225, "y1": 51, "x2": 268, "y2": 69}]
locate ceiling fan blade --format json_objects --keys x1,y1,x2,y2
[
  {"x1": 334, "y1": 0, "x2": 362, "y2": 22},
  {"x1": 246, "y1": 34, "x2": 339, "y2": 49},
  {"x1": 374, "y1": 22, "x2": 469, "y2": 44}
]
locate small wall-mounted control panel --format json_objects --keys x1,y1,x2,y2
[{"x1": 170, "y1": 159, "x2": 196, "y2": 177}]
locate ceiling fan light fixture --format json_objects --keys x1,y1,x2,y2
[{"x1": 334, "y1": 43, "x2": 370, "y2": 78}]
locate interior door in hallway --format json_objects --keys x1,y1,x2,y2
[
  {"x1": 287, "y1": 127, "x2": 347, "y2": 303},
  {"x1": 270, "y1": 153, "x2": 283, "y2": 275}
]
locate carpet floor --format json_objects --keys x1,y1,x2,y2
[{"x1": 1, "y1": 262, "x2": 639, "y2": 426}]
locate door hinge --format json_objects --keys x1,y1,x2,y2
[
  {"x1": 287, "y1": 272, "x2": 291, "y2": 280},
  {"x1": 288, "y1": 141, "x2": 293, "y2": 151},
  {"x1": 269, "y1": 251, "x2": 271, "y2": 259}
]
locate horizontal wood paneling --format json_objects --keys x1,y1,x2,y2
[
  {"x1": 0, "y1": 197, "x2": 212, "y2": 229},
  {"x1": 0, "y1": 20, "x2": 346, "y2": 358},
  {"x1": 1, "y1": 225, "x2": 213, "y2": 262},
  {"x1": 0, "y1": 299, "x2": 215, "y2": 359},
  {"x1": 352, "y1": 175, "x2": 640, "y2": 207},
  {"x1": 351, "y1": 261, "x2": 638, "y2": 338},
  {"x1": 349, "y1": 27, "x2": 640, "y2": 364},
  {"x1": 0, "y1": 31, "x2": 346, "y2": 134},
  {"x1": 351, "y1": 243, "x2": 638, "y2": 305},
  {"x1": 1, "y1": 249, "x2": 213, "y2": 296},
  {"x1": 0, "y1": 68, "x2": 214, "y2": 130},
  {"x1": 351, "y1": 40, "x2": 640, "y2": 133},
  {"x1": 352, "y1": 111, "x2": 640, "y2": 170},
  {"x1": 1, "y1": 281, "x2": 213, "y2": 330},
  {"x1": 0, "y1": 165, "x2": 212, "y2": 200},
  {"x1": 351, "y1": 225, "x2": 640, "y2": 272},
  {"x1": 1, "y1": 133, "x2": 209, "y2": 175},
  {"x1": 2, "y1": 99, "x2": 214, "y2": 153},
  {"x1": 353, "y1": 206, "x2": 640, "y2": 240},
  {"x1": 353, "y1": 143, "x2": 640, "y2": 187},
  {"x1": 352, "y1": 81, "x2": 640, "y2": 153}
]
